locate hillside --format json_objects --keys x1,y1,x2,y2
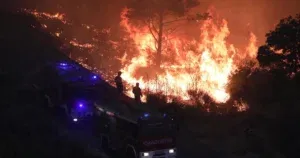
[{"x1": 0, "y1": 10, "x2": 107, "y2": 158}]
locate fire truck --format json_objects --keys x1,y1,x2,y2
[
  {"x1": 29, "y1": 60, "x2": 177, "y2": 158},
  {"x1": 93, "y1": 99, "x2": 177, "y2": 158}
]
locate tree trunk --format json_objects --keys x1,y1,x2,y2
[{"x1": 156, "y1": 11, "x2": 164, "y2": 67}]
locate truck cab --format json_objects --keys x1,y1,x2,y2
[
  {"x1": 94, "y1": 103, "x2": 177, "y2": 158},
  {"x1": 136, "y1": 114, "x2": 177, "y2": 158}
]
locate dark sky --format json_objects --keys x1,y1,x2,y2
[{"x1": 2, "y1": 0, "x2": 300, "y2": 46}]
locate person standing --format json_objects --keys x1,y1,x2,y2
[
  {"x1": 114, "y1": 71, "x2": 124, "y2": 95},
  {"x1": 132, "y1": 82, "x2": 142, "y2": 103}
]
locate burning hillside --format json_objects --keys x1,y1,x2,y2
[
  {"x1": 22, "y1": 7, "x2": 258, "y2": 110},
  {"x1": 119, "y1": 8, "x2": 258, "y2": 104}
]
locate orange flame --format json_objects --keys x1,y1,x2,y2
[
  {"x1": 22, "y1": 9, "x2": 67, "y2": 24},
  {"x1": 119, "y1": 8, "x2": 258, "y2": 103},
  {"x1": 70, "y1": 40, "x2": 94, "y2": 48}
]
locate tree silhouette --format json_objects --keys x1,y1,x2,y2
[
  {"x1": 125, "y1": 0, "x2": 210, "y2": 67},
  {"x1": 257, "y1": 14, "x2": 300, "y2": 74}
]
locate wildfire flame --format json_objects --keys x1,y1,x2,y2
[
  {"x1": 119, "y1": 8, "x2": 258, "y2": 103},
  {"x1": 23, "y1": 8, "x2": 259, "y2": 108},
  {"x1": 23, "y1": 9, "x2": 98, "y2": 50},
  {"x1": 22, "y1": 9, "x2": 67, "y2": 24}
]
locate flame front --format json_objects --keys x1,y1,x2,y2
[
  {"x1": 23, "y1": 8, "x2": 258, "y2": 105},
  {"x1": 119, "y1": 8, "x2": 258, "y2": 103}
]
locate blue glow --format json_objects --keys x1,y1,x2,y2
[
  {"x1": 92, "y1": 75, "x2": 97, "y2": 79},
  {"x1": 163, "y1": 113, "x2": 167, "y2": 117},
  {"x1": 73, "y1": 118, "x2": 78, "y2": 122},
  {"x1": 57, "y1": 62, "x2": 71, "y2": 70},
  {"x1": 79, "y1": 103, "x2": 83, "y2": 108},
  {"x1": 59, "y1": 62, "x2": 68, "y2": 66},
  {"x1": 144, "y1": 113, "x2": 150, "y2": 117}
]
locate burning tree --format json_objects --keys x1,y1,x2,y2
[{"x1": 124, "y1": 0, "x2": 210, "y2": 67}]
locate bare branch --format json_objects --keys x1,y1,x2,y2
[
  {"x1": 163, "y1": 18, "x2": 187, "y2": 25},
  {"x1": 166, "y1": 24, "x2": 181, "y2": 35},
  {"x1": 148, "y1": 18, "x2": 158, "y2": 39},
  {"x1": 150, "y1": 17, "x2": 159, "y2": 34},
  {"x1": 162, "y1": 12, "x2": 212, "y2": 25},
  {"x1": 147, "y1": 17, "x2": 159, "y2": 50},
  {"x1": 148, "y1": 23, "x2": 158, "y2": 42}
]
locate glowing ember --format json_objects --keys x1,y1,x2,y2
[
  {"x1": 234, "y1": 99, "x2": 249, "y2": 112},
  {"x1": 22, "y1": 9, "x2": 67, "y2": 24},
  {"x1": 70, "y1": 40, "x2": 94, "y2": 48},
  {"x1": 55, "y1": 32, "x2": 60, "y2": 37},
  {"x1": 119, "y1": 8, "x2": 258, "y2": 103}
]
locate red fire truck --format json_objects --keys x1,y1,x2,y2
[{"x1": 94, "y1": 100, "x2": 177, "y2": 158}]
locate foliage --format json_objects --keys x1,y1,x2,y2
[
  {"x1": 257, "y1": 14, "x2": 300, "y2": 73},
  {"x1": 225, "y1": 14, "x2": 300, "y2": 157}
]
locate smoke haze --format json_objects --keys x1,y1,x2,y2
[{"x1": 3, "y1": 0, "x2": 300, "y2": 45}]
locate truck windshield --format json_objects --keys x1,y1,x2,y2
[{"x1": 138, "y1": 119, "x2": 175, "y2": 137}]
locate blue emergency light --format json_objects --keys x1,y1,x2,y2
[
  {"x1": 57, "y1": 62, "x2": 71, "y2": 70},
  {"x1": 60, "y1": 62, "x2": 68, "y2": 66},
  {"x1": 144, "y1": 113, "x2": 150, "y2": 117}
]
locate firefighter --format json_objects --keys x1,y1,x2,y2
[
  {"x1": 132, "y1": 82, "x2": 142, "y2": 103},
  {"x1": 114, "y1": 71, "x2": 124, "y2": 95}
]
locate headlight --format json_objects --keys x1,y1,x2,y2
[
  {"x1": 169, "y1": 149, "x2": 174, "y2": 154},
  {"x1": 143, "y1": 152, "x2": 149, "y2": 157},
  {"x1": 73, "y1": 118, "x2": 78, "y2": 122}
]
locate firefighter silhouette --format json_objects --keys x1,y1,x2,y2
[
  {"x1": 132, "y1": 82, "x2": 142, "y2": 103},
  {"x1": 114, "y1": 71, "x2": 123, "y2": 95}
]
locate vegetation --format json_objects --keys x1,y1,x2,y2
[{"x1": 257, "y1": 14, "x2": 300, "y2": 73}]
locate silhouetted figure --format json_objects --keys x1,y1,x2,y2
[
  {"x1": 132, "y1": 82, "x2": 142, "y2": 103},
  {"x1": 114, "y1": 71, "x2": 123, "y2": 95}
]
